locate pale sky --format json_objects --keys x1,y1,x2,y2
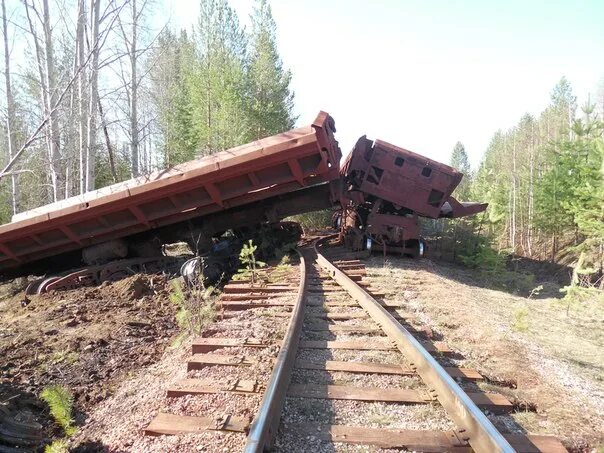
[{"x1": 163, "y1": 0, "x2": 604, "y2": 167}]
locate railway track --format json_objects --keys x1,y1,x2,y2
[{"x1": 143, "y1": 236, "x2": 566, "y2": 452}]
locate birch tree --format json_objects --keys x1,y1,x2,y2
[
  {"x1": 84, "y1": 0, "x2": 101, "y2": 191},
  {"x1": 24, "y1": 0, "x2": 64, "y2": 201},
  {"x1": 2, "y1": 0, "x2": 18, "y2": 214}
]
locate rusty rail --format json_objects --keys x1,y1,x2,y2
[
  {"x1": 243, "y1": 248, "x2": 308, "y2": 452},
  {"x1": 313, "y1": 236, "x2": 516, "y2": 453}
]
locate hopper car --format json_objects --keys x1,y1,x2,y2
[{"x1": 0, "y1": 111, "x2": 486, "y2": 289}]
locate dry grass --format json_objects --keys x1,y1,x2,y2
[{"x1": 366, "y1": 255, "x2": 603, "y2": 451}]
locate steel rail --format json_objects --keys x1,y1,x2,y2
[
  {"x1": 244, "y1": 248, "x2": 308, "y2": 452},
  {"x1": 314, "y1": 237, "x2": 516, "y2": 453}
]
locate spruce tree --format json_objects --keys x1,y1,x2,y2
[
  {"x1": 449, "y1": 141, "x2": 471, "y2": 200},
  {"x1": 248, "y1": 0, "x2": 295, "y2": 139},
  {"x1": 191, "y1": 0, "x2": 251, "y2": 154}
]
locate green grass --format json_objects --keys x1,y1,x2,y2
[
  {"x1": 40, "y1": 385, "x2": 76, "y2": 437},
  {"x1": 44, "y1": 439, "x2": 69, "y2": 453}
]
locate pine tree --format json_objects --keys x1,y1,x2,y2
[
  {"x1": 449, "y1": 141, "x2": 471, "y2": 200},
  {"x1": 150, "y1": 30, "x2": 199, "y2": 165},
  {"x1": 247, "y1": 0, "x2": 295, "y2": 139},
  {"x1": 190, "y1": 0, "x2": 251, "y2": 154}
]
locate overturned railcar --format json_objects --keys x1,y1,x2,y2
[
  {"x1": 0, "y1": 110, "x2": 486, "y2": 285},
  {"x1": 0, "y1": 112, "x2": 341, "y2": 278},
  {"x1": 338, "y1": 136, "x2": 487, "y2": 256}
]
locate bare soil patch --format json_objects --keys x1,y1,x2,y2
[
  {"x1": 0, "y1": 274, "x2": 178, "y2": 449},
  {"x1": 366, "y1": 255, "x2": 603, "y2": 452}
]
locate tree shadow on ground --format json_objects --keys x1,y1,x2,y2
[
  {"x1": 367, "y1": 251, "x2": 571, "y2": 300},
  {"x1": 0, "y1": 378, "x2": 115, "y2": 452},
  {"x1": 0, "y1": 382, "x2": 52, "y2": 450}
]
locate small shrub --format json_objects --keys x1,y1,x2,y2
[
  {"x1": 268, "y1": 255, "x2": 293, "y2": 283},
  {"x1": 169, "y1": 278, "x2": 217, "y2": 337},
  {"x1": 40, "y1": 385, "x2": 76, "y2": 437},
  {"x1": 512, "y1": 307, "x2": 529, "y2": 332},
  {"x1": 460, "y1": 242, "x2": 535, "y2": 294},
  {"x1": 235, "y1": 240, "x2": 267, "y2": 284}
]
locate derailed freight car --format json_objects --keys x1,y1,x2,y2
[
  {"x1": 0, "y1": 112, "x2": 340, "y2": 278},
  {"x1": 0, "y1": 110, "x2": 486, "y2": 285},
  {"x1": 338, "y1": 136, "x2": 487, "y2": 257}
]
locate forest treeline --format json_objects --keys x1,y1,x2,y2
[
  {"x1": 446, "y1": 78, "x2": 604, "y2": 287},
  {"x1": 0, "y1": 0, "x2": 294, "y2": 222},
  {"x1": 0, "y1": 1, "x2": 601, "y2": 283}
]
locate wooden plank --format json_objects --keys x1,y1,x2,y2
[
  {"x1": 219, "y1": 310, "x2": 293, "y2": 320},
  {"x1": 287, "y1": 384, "x2": 428, "y2": 403},
  {"x1": 320, "y1": 272, "x2": 363, "y2": 281},
  {"x1": 217, "y1": 300, "x2": 295, "y2": 310},
  {"x1": 296, "y1": 359, "x2": 412, "y2": 375},
  {"x1": 305, "y1": 312, "x2": 371, "y2": 320},
  {"x1": 304, "y1": 320, "x2": 431, "y2": 339},
  {"x1": 298, "y1": 339, "x2": 449, "y2": 354},
  {"x1": 187, "y1": 353, "x2": 261, "y2": 370},
  {"x1": 287, "y1": 384, "x2": 512, "y2": 411},
  {"x1": 308, "y1": 280, "x2": 372, "y2": 288},
  {"x1": 504, "y1": 434, "x2": 568, "y2": 453},
  {"x1": 222, "y1": 285, "x2": 294, "y2": 294},
  {"x1": 192, "y1": 337, "x2": 273, "y2": 354},
  {"x1": 224, "y1": 283, "x2": 296, "y2": 289},
  {"x1": 446, "y1": 367, "x2": 483, "y2": 381},
  {"x1": 167, "y1": 378, "x2": 261, "y2": 397},
  {"x1": 288, "y1": 424, "x2": 470, "y2": 451},
  {"x1": 295, "y1": 359, "x2": 482, "y2": 381},
  {"x1": 332, "y1": 259, "x2": 363, "y2": 264},
  {"x1": 299, "y1": 340, "x2": 394, "y2": 351},
  {"x1": 144, "y1": 413, "x2": 248, "y2": 436},
  {"x1": 306, "y1": 299, "x2": 401, "y2": 308},
  {"x1": 334, "y1": 265, "x2": 366, "y2": 271},
  {"x1": 468, "y1": 392, "x2": 514, "y2": 414},
  {"x1": 308, "y1": 312, "x2": 406, "y2": 321},
  {"x1": 220, "y1": 294, "x2": 286, "y2": 301},
  {"x1": 308, "y1": 287, "x2": 348, "y2": 293},
  {"x1": 303, "y1": 324, "x2": 383, "y2": 334},
  {"x1": 287, "y1": 424, "x2": 565, "y2": 452}
]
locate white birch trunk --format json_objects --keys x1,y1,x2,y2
[
  {"x1": 42, "y1": 0, "x2": 62, "y2": 201},
  {"x1": 85, "y1": 0, "x2": 101, "y2": 191},
  {"x1": 130, "y1": 0, "x2": 139, "y2": 177},
  {"x1": 76, "y1": 0, "x2": 88, "y2": 194},
  {"x1": 2, "y1": 0, "x2": 18, "y2": 214}
]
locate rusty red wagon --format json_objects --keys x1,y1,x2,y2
[{"x1": 0, "y1": 112, "x2": 341, "y2": 274}]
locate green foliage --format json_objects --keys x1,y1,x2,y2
[
  {"x1": 149, "y1": 0, "x2": 295, "y2": 163},
  {"x1": 247, "y1": 0, "x2": 296, "y2": 138},
  {"x1": 45, "y1": 440, "x2": 68, "y2": 453},
  {"x1": 169, "y1": 278, "x2": 216, "y2": 337},
  {"x1": 449, "y1": 141, "x2": 472, "y2": 200},
  {"x1": 268, "y1": 255, "x2": 293, "y2": 283},
  {"x1": 40, "y1": 385, "x2": 76, "y2": 437},
  {"x1": 459, "y1": 239, "x2": 506, "y2": 273},
  {"x1": 236, "y1": 240, "x2": 267, "y2": 284},
  {"x1": 472, "y1": 77, "x2": 603, "y2": 287},
  {"x1": 289, "y1": 209, "x2": 333, "y2": 231},
  {"x1": 459, "y1": 239, "x2": 535, "y2": 294}
]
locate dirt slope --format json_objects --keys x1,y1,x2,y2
[{"x1": 0, "y1": 274, "x2": 178, "y2": 449}]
